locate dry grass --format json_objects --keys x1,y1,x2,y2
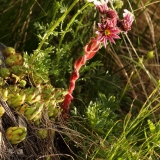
[{"x1": 106, "y1": 0, "x2": 160, "y2": 109}]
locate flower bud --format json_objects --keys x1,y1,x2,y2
[{"x1": 146, "y1": 51, "x2": 154, "y2": 59}]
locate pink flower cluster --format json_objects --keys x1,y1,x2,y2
[
  {"x1": 61, "y1": 1, "x2": 134, "y2": 117},
  {"x1": 95, "y1": 1, "x2": 134, "y2": 47}
]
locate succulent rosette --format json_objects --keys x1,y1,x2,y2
[{"x1": 6, "y1": 127, "x2": 27, "y2": 144}]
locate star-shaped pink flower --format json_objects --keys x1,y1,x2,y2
[{"x1": 96, "y1": 19, "x2": 121, "y2": 47}]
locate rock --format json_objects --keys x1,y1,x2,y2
[{"x1": 0, "y1": 43, "x2": 6, "y2": 68}]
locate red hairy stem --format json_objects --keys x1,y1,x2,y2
[{"x1": 61, "y1": 37, "x2": 101, "y2": 114}]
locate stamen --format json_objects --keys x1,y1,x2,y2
[{"x1": 104, "y1": 29, "x2": 110, "y2": 35}]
